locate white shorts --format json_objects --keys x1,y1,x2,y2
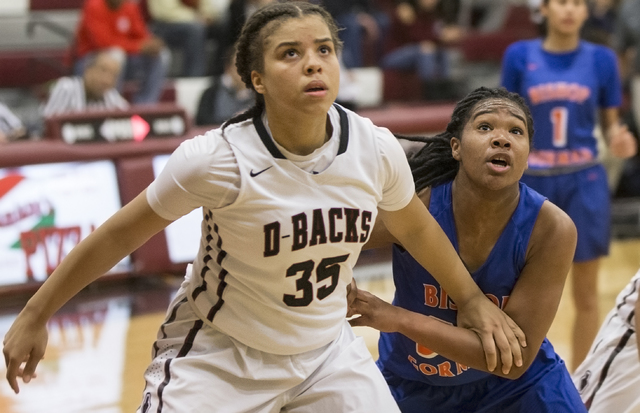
[
  {"x1": 572, "y1": 310, "x2": 640, "y2": 413},
  {"x1": 137, "y1": 279, "x2": 400, "y2": 413}
]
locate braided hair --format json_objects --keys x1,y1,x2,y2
[
  {"x1": 222, "y1": 1, "x2": 343, "y2": 131},
  {"x1": 404, "y1": 86, "x2": 534, "y2": 192}
]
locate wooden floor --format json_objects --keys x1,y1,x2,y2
[{"x1": 1, "y1": 239, "x2": 639, "y2": 413}]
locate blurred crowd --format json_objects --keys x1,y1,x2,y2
[{"x1": 1, "y1": 0, "x2": 638, "y2": 171}]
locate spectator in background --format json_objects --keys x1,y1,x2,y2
[
  {"x1": 215, "y1": 0, "x2": 274, "y2": 76},
  {"x1": 457, "y1": 0, "x2": 509, "y2": 33},
  {"x1": 43, "y1": 50, "x2": 129, "y2": 118},
  {"x1": 381, "y1": 0, "x2": 464, "y2": 100},
  {"x1": 0, "y1": 103, "x2": 27, "y2": 143},
  {"x1": 582, "y1": 0, "x2": 619, "y2": 46},
  {"x1": 74, "y1": 0, "x2": 168, "y2": 104},
  {"x1": 147, "y1": 0, "x2": 224, "y2": 77},
  {"x1": 615, "y1": 0, "x2": 640, "y2": 130},
  {"x1": 195, "y1": 50, "x2": 252, "y2": 126},
  {"x1": 321, "y1": 0, "x2": 390, "y2": 68}
]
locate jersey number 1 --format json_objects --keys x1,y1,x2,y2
[
  {"x1": 283, "y1": 254, "x2": 350, "y2": 307},
  {"x1": 551, "y1": 106, "x2": 568, "y2": 148}
]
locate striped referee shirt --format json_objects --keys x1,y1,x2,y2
[
  {"x1": 43, "y1": 76, "x2": 129, "y2": 118},
  {"x1": 0, "y1": 103, "x2": 24, "y2": 134}
]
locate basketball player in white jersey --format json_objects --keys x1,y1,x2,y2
[
  {"x1": 572, "y1": 269, "x2": 640, "y2": 413},
  {"x1": 3, "y1": 2, "x2": 526, "y2": 411}
]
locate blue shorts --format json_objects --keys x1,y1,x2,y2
[
  {"x1": 520, "y1": 164, "x2": 610, "y2": 261},
  {"x1": 382, "y1": 359, "x2": 586, "y2": 413}
]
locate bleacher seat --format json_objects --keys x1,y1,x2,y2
[
  {"x1": 381, "y1": 5, "x2": 538, "y2": 104},
  {"x1": 460, "y1": 5, "x2": 538, "y2": 63}
]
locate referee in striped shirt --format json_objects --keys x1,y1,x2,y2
[{"x1": 43, "y1": 50, "x2": 129, "y2": 118}]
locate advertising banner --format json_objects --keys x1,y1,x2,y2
[{"x1": 0, "y1": 160, "x2": 131, "y2": 287}]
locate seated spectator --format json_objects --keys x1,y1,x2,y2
[
  {"x1": 74, "y1": 0, "x2": 168, "y2": 104},
  {"x1": 457, "y1": 0, "x2": 509, "y2": 33},
  {"x1": 147, "y1": 0, "x2": 224, "y2": 77},
  {"x1": 215, "y1": 0, "x2": 274, "y2": 76},
  {"x1": 0, "y1": 103, "x2": 27, "y2": 143},
  {"x1": 321, "y1": 0, "x2": 390, "y2": 68},
  {"x1": 582, "y1": 0, "x2": 619, "y2": 46},
  {"x1": 381, "y1": 0, "x2": 465, "y2": 100},
  {"x1": 44, "y1": 50, "x2": 129, "y2": 118},
  {"x1": 195, "y1": 50, "x2": 252, "y2": 126}
]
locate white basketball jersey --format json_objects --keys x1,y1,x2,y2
[
  {"x1": 615, "y1": 270, "x2": 639, "y2": 330},
  {"x1": 183, "y1": 105, "x2": 413, "y2": 355}
]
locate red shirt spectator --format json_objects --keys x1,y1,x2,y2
[{"x1": 75, "y1": 0, "x2": 152, "y2": 58}]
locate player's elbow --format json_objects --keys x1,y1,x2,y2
[{"x1": 498, "y1": 351, "x2": 538, "y2": 380}]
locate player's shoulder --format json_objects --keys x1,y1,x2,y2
[
  {"x1": 521, "y1": 195, "x2": 578, "y2": 266},
  {"x1": 580, "y1": 40, "x2": 616, "y2": 58},
  {"x1": 341, "y1": 106, "x2": 393, "y2": 137},
  {"x1": 533, "y1": 198, "x2": 577, "y2": 247},
  {"x1": 505, "y1": 39, "x2": 537, "y2": 57},
  {"x1": 334, "y1": 104, "x2": 397, "y2": 148},
  {"x1": 177, "y1": 127, "x2": 228, "y2": 157}
]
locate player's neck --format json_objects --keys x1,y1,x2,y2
[
  {"x1": 451, "y1": 177, "x2": 521, "y2": 224},
  {"x1": 266, "y1": 112, "x2": 331, "y2": 156},
  {"x1": 543, "y1": 32, "x2": 580, "y2": 53}
]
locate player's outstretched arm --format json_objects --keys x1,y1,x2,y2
[
  {"x1": 2, "y1": 190, "x2": 173, "y2": 394},
  {"x1": 378, "y1": 194, "x2": 526, "y2": 374},
  {"x1": 352, "y1": 200, "x2": 576, "y2": 379}
]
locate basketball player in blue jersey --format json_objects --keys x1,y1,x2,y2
[
  {"x1": 500, "y1": 0, "x2": 637, "y2": 371},
  {"x1": 3, "y1": 3, "x2": 526, "y2": 412},
  {"x1": 349, "y1": 87, "x2": 586, "y2": 412}
]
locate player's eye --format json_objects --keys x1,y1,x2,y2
[
  {"x1": 283, "y1": 49, "x2": 298, "y2": 58},
  {"x1": 319, "y1": 45, "x2": 332, "y2": 55}
]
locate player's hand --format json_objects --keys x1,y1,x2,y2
[
  {"x1": 608, "y1": 124, "x2": 637, "y2": 159},
  {"x1": 456, "y1": 295, "x2": 526, "y2": 374},
  {"x1": 348, "y1": 288, "x2": 400, "y2": 333},
  {"x1": 3, "y1": 309, "x2": 48, "y2": 394}
]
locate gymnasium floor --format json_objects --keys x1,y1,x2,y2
[{"x1": 1, "y1": 239, "x2": 639, "y2": 413}]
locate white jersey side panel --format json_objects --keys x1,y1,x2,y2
[
  {"x1": 615, "y1": 270, "x2": 639, "y2": 329},
  {"x1": 185, "y1": 106, "x2": 412, "y2": 355}
]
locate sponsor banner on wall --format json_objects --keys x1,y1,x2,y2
[
  {"x1": 152, "y1": 155, "x2": 201, "y2": 264},
  {"x1": 0, "y1": 161, "x2": 131, "y2": 287}
]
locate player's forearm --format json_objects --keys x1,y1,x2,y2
[
  {"x1": 22, "y1": 191, "x2": 170, "y2": 323},
  {"x1": 22, "y1": 219, "x2": 140, "y2": 322},
  {"x1": 395, "y1": 308, "x2": 534, "y2": 379}
]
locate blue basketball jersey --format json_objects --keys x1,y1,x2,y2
[
  {"x1": 501, "y1": 39, "x2": 621, "y2": 170},
  {"x1": 377, "y1": 181, "x2": 563, "y2": 386}
]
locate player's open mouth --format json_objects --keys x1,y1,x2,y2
[
  {"x1": 488, "y1": 153, "x2": 512, "y2": 171},
  {"x1": 305, "y1": 80, "x2": 327, "y2": 94}
]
